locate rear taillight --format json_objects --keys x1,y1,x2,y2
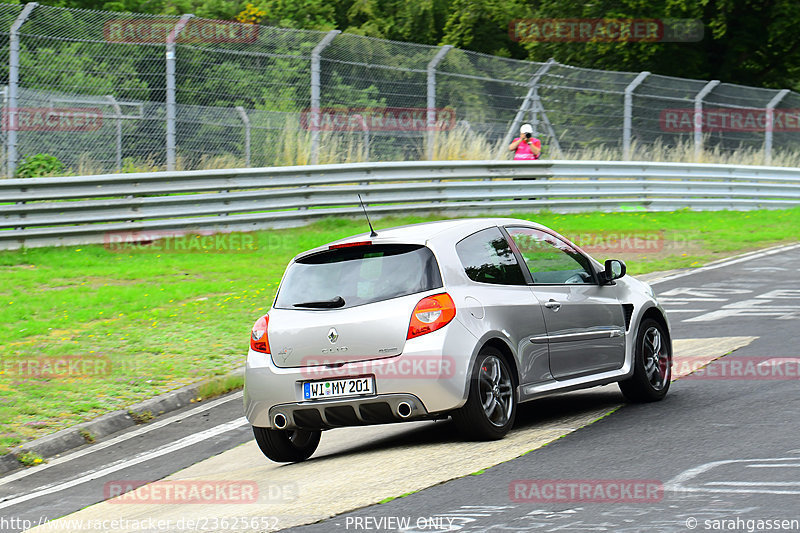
[
  {"x1": 250, "y1": 314, "x2": 270, "y2": 353},
  {"x1": 407, "y1": 293, "x2": 456, "y2": 340}
]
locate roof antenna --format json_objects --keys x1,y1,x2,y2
[{"x1": 358, "y1": 194, "x2": 378, "y2": 237}]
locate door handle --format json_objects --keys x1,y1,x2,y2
[{"x1": 544, "y1": 299, "x2": 561, "y2": 311}]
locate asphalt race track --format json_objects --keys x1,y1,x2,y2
[
  {"x1": 2, "y1": 243, "x2": 799, "y2": 533},
  {"x1": 294, "y1": 244, "x2": 800, "y2": 533}
]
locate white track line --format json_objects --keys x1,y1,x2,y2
[
  {"x1": 649, "y1": 242, "x2": 800, "y2": 286},
  {"x1": 0, "y1": 417, "x2": 248, "y2": 510},
  {"x1": 706, "y1": 481, "x2": 800, "y2": 486},
  {"x1": 0, "y1": 391, "x2": 243, "y2": 487},
  {"x1": 666, "y1": 457, "x2": 800, "y2": 496}
]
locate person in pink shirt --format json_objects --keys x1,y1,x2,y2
[{"x1": 509, "y1": 123, "x2": 541, "y2": 160}]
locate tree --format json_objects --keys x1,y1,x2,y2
[
  {"x1": 514, "y1": 0, "x2": 800, "y2": 89},
  {"x1": 18, "y1": 0, "x2": 800, "y2": 89},
  {"x1": 440, "y1": 0, "x2": 529, "y2": 58}
]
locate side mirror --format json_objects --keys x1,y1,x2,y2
[{"x1": 600, "y1": 259, "x2": 627, "y2": 284}]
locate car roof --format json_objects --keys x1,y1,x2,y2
[{"x1": 292, "y1": 217, "x2": 551, "y2": 261}]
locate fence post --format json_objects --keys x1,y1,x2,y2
[
  {"x1": 499, "y1": 58, "x2": 555, "y2": 158},
  {"x1": 235, "y1": 106, "x2": 251, "y2": 167},
  {"x1": 7, "y1": 2, "x2": 38, "y2": 178},
  {"x1": 529, "y1": 97, "x2": 561, "y2": 157},
  {"x1": 1, "y1": 86, "x2": 7, "y2": 177},
  {"x1": 622, "y1": 71, "x2": 649, "y2": 160},
  {"x1": 309, "y1": 30, "x2": 340, "y2": 165},
  {"x1": 764, "y1": 89, "x2": 789, "y2": 165},
  {"x1": 693, "y1": 80, "x2": 719, "y2": 159},
  {"x1": 105, "y1": 95, "x2": 123, "y2": 172},
  {"x1": 165, "y1": 14, "x2": 194, "y2": 171},
  {"x1": 426, "y1": 45, "x2": 452, "y2": 160}
]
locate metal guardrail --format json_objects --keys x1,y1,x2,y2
[{"x1": 2, "y1": 160, "x2": 800, "y2": 250}]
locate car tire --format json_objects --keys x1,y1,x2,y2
[
  {"x1": 618, "y1": 318, "x2": 672, "y2": 402},
  {"x1": 252, "y1": 426, "x2": 321, "y2": 463},
  {"x1": 452, "y1": 347, "x2": 517, "y2": 440}
]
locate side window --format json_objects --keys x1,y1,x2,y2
[
  {"x1": 506, "y1": 226, "x2": 595, "y2": 284},
  {"x1": 456, "y1": 227, "x2": 526, "y2": 285}
]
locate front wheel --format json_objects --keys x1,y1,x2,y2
[
  {"x1": 252, "y1": 426, "x2": 321, "y2": 463},
  {"x1": 452, "y1": 347, "x2": 517, "y2": 440},
  {"x1": 619, "y1": 318, "x2": 671, "y2": 402}
]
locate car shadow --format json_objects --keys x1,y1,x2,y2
[
  {"x1": 515, "y1": 386, "x2": 625, "y2": 428},
  {"x1": 308, "y1": 386, "x2": 625, "y2": 462}
]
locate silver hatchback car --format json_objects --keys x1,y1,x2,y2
[{"x1": 244, "y1": 218, "x2": 672, "y2": 462}]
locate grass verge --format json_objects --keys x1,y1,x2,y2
[{"x1": 1, "y1": 208, "x2": 799, "y2": 454}]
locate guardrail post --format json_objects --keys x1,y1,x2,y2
[
  {"x1": 105, "y1": 95, "x2": 123, "y2": 172},
  {"x1": 235, "y1": 106, "x2": 251, "y2": 167},
  {"x1": 693, "y1": 80, "x2": 720, "y2": 159},
  {"x1": 499, "y1": 58, "x2": 556, "y2": 158},
  {"x1": 309, "y1": 30, "x2": 340, "y2": 165},
  {"x1": 764, "y1": 89, "x2": 789, "y2": 165},
  {"x1": 426, "y1": 45, "x2": 452, "y2": 160},
  {"x1": 7, "y1": 3, "x2": 38, "y2": 178},
  {"x1": 623, "y1": 71, "x2": 649, "y2": 160},
  {"x1": 165, "y1": 14, "x2": 194, "y2": 171}
]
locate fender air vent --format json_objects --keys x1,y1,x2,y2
[{"x1": 622, "y1": 304, "x2": 634, "y2": 330}]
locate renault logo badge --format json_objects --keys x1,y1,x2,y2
[{"x1": 327, "y1": 328, "x2": 339, "y2": 344}]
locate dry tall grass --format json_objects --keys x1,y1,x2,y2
[
  {"x1": 432, "y1": 124, "x2": 505, "y2": 160},
  {"x1": 275, "y1": 118, "x2": 368, "y2": 166}
]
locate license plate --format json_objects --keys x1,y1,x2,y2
[{"x1": 303, "y1": 376, "x2": 375, "y2": 400}]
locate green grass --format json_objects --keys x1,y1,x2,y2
[
  {"x1": 127, "y1": 410, "x2": 155, "y2": 424},
  {"x1": 195, "y1": 373, "x2": 244, "y2": 400},
  {"x1": 78, "y1": 428, "x2": 96, "y2": 443},
  {"x1": 16, "y1": 450, "x2": 45, "y2": 467},
  {"x1": 378, "y1": 490, "x2": 419, "y2": 504},
  {"x1": 1, "y1": 208, "x2": 799, "y2": 454}
]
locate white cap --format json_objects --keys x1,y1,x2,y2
[{"x1": 520, "y1": 123, "x2": 533, "y2": 134}]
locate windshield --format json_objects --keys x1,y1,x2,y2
[{"x1": 275, "y1": 244, "x2": 442, "y2": 309}]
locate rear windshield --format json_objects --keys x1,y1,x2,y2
[{"x1": 275, "y1": 244, "x2": 442, "y2": 310}]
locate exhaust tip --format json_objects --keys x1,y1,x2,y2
[
  {"x1": 397, "y1": 402, "x2": 413, "y2": 419},
  {"x1": 273, "y1": 413, "x2": 288, "y2": 429}
]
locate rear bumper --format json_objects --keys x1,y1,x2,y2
[
  {"x1": 244, "y1": 319, "x2": 478, "y2": 429},
  {"x1": 266, "y1": 393, "x2": 429, "y2": 430}
]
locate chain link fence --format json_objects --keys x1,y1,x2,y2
[{"x1": 2, "y1": 2, "x2": 799, "y2": 177}]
